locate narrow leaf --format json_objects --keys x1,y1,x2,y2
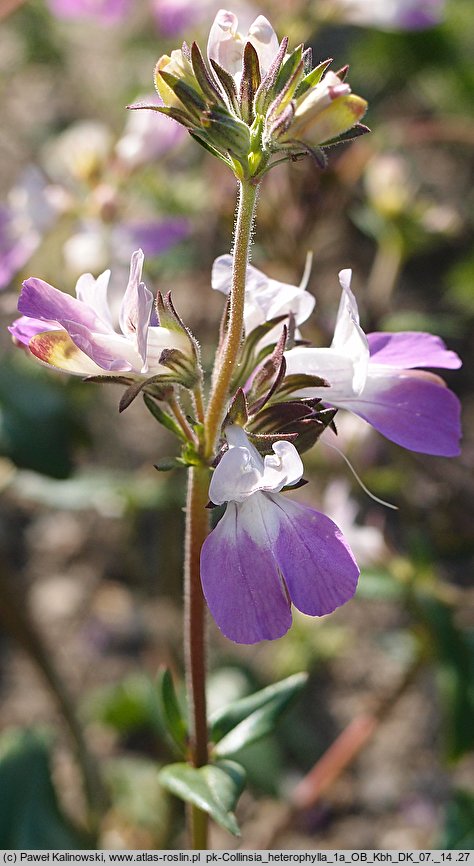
[
  {"x1": 210, "y1": 673, "x2": 308, "y2": 743},
  {"x1": 143, "y1": 394, "x2": 186, "y2": 440},
  {"x1": 157, "y1": 668, "x2": 187, "y2": 753}
]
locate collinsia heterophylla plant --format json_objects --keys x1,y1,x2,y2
[{"x1": 10, "y1": 7, "x2": 462, "y2": 847}]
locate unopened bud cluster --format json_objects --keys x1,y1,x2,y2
[{"x1": 135, "y1": 10, "x2": 368, "y2": 180}]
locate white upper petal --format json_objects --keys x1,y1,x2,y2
[
  {"x1": 119, "y1": 249, "x2": 154, "y2": 367},
  {"x1": 284, "y1": 346, "x2": 356, "y2": 399},
  {"x1": 209, "y1": 425, "x2": 304, "y2": 505},
  {"x1": 75, "y1": 269, "x2": 114, "y2": 330},
  {"x1": 207, "y1": 9, "x2": 279, "y2": 83},
  {"x1": 211, "y1": 254, "x2": 315, "y2": 337},
  {"x1": 207, "y1": 10, "x2": 243, "y2": 79},
  {"x1": 331, "y1": 270, "x2": 369, "y2": 394},
  {"x1": 145, "y1": 326, "x2": 191, "y2": 376},
  {"x1": 246, "y1": 14, "x2": 280, "y2": 78}
]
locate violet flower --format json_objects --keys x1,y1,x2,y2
[
  {"x1": 10, "y1": 250, "x2": 191, "y2": 377},
  {"x1": 200, "y1": 425, "x2": 359, "y2": 644},
  {"x1": 284, "y1": 270, "x2": 461, "y2": 456}
]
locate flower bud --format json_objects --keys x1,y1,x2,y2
[{"x1": 275, "y1": 71, "x2": 367, "y2": 146}]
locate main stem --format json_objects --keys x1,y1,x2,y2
[
  {"x1": 204, "y1": 179, "x2": 259, "y2": 458},
  {"x1": 183, "y1": 464, "x2": 210, "y2": 848},
  {"x1": 183, "y1": 178, "x2": 258, "y2": 849}
]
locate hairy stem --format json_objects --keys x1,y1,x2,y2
[
  {"x1": 168, "y1": 393, "x2": 198, "y2": 444},
  {"x1": 183, "y1": 465, "x2": 211, "y2": 847},
  {"x1": 182, "y1": 180, "x2": 259, "y2": 847},
  {"x1": 204, "y1": 180, "x2": 259, "y2": 458}
]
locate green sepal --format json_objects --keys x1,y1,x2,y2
[
  {"x1": 188, "y1": 131, "x2": 232, "y2": 166},
  {"x1": 158, "y1": 760, "x2": 246, "y2": 836},
  {"x1": 190, "y1": 41, "x2": 225, "y2": 105},
  {"x1": 209, "y1": 59, "x2": 240, "y2": 115},
  {"x1": 254, "y1": 36, "x2": 288, "y2": 116},
  {"x1": 267, "y1": 59, "x2": 304, "y2": 122},
  {"x1": 127, "y1": 103, "x2": 194, "y2": 130},
  {"x1": 274, "y1": 44, "x2": 304, "y2": 99},
  {"x1": 267, "y1": 372, "x2": 329, "y2": 403},
  {"x1": 155, "y1": 290, "x2": 188, "y2": 335},
  {"x1": 224, "y1": 388, "x2": 249, "y2": 429},
  {"x1": 159, "y1": 348, "x2": 200, "y2": 389},
  {"x1": 321, "y1": 122, "x2": 371, "y2": 148},
  {"x1": 210, "y1": 672, "x2": 308, "y2": 756},
  {"x1": 158, "y1": 71, "x2": 206, "y2": 120},
  {"x1": 156, "y1": 668, "x2": 188, "y2": 755},
  {"x1": 240, "y1": 41, "x2": 261, "y2": 124},
  {"x1": 230, "y1": 314, "x2": 287, "y2": 390},
  {"x1": 143, "y1": 393, "x2": 187, "y2": 440},
  {"x1": 246, "y1": 326, "x2": 287, "y2": 413},
  {"x1": 201, "y1": 108, "x2": 251, "y2": 155},
  {"x1": 295, "y1": 58, "x2": 332, "y2": 98},
  {"x1": 84, "y1": 374, "x2": 135, "y2": 386},
  {"x1": 119, "y1": 377, "x2": 174, "y2": 413}
]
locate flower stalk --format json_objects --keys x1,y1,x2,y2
[
  {"x1": 204, "y1": 178, "x2": 259, "y2": 458},
  {"x1": 182, "y1": 177, "x2": 259, "y2": 846},
  {"x1": 183, "y1": 464, "x2": 211, "y2": 847}
]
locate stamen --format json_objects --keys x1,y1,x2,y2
[
  {"x1": 322, "y1": 438, "x2": 398, "y2": 511},
  {"x1": 299, "y1": 251, "x2": 313, "y2": 292}
]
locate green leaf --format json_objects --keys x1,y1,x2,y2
[
  {"x1": 143, "y1": 394, "x2": 187, "y2": 440},
  {"x1": 158, "y1": 760, "x2": 246, "y2": 836},
  {"x1": 439, "y1": 789, "x2": 474, "y2": 849},
  {"x1": 157, "y1": 668, "x2": 188, "y2": 754},
  {"x1": 210, "y1": 673, "x2": 308, "y2": 755},
  {"x1": 0, "y1": 728, "x2": 88, "y2": 849},
  {"x1": 154, "y1": 457, "x2": 185, "y2": 472}
]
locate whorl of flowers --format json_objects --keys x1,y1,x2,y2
[{"x1": 132, "y1": 9, "x2": 368, "y2": 180}]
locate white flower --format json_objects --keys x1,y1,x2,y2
[{"x1": 212, "y1": 254, "x2": 315, "y2": 343}]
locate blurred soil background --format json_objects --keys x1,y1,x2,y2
[{"x1": 0, "y1": 0, "x2": 473, "y2": 850}]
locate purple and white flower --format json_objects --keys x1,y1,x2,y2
[
  {"x1": 200, "y1": 425, "x2": 359, "y2": 644},
  {"x1": 211, "y1": 254, "x2": 315, "y2": 342},
  {"x1": 284, "y1": 270, "x2": 462, "y2": 456},
  {"x1": 10, "y1": 249, "x2": 191, "y2": 377}
]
